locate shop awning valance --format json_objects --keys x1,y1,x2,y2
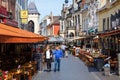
[
  {"x1": 0, "y1": 23, "x2": 47, "y2": 43},
  {"x1": 66, "y1": 36, "x2": 85, "y2": 42},
  {"x1": 48, "y1": 36, "x2": 65, "y2": 43},
  {"x1": 98, "y1": 29, "x2": 120, "y2": 37}
]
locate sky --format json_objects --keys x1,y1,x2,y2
[{"x1": 28, "y1": 0, "x2": 72, "y2": 22}]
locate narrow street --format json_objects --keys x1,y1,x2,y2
[{"x1": 32, "y1": 54, "x2": 101, "y2": 80}]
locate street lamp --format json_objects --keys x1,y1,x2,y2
[
  {"x1": 65, "y1": 0, "x2": 69, "y2": 4},
  {"x1": 65, "y1": 0, "x2": 69, "y2": 6}
]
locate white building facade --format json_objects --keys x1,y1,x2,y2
[
  {"x1": 40, "y1": 15, "x2": 51, "y2": 36},
  {"x1": 28, "y1": 2, "x2": 40, "y2": 34}
]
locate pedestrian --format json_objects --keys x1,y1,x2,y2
[
  {"x1": 34, "y1": 50, "x2": 42, "y2": 72},
  {"x1": 65, "y1": 47, "x2": 69, "y2": 58},
  {"x1": 53, "y1": 46, "x2": 63, "y2": 72},
  {"x1": 44, "y1": 45, "x2": 53, "y2": 72},
  {"x1": 60, "y1": 44, "x2": 66, "y2": 57}
]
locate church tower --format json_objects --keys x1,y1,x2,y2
[{"x1": 28, "y1": 2, "x2": 40, "y2": 34}]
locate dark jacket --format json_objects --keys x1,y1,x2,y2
[{"x1": 34, "y1": 52, "x2": 42, "y2": 61}]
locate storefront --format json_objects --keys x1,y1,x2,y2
[
  {"x1": 83, "y1": 35, "x2": 97, "y2": 50},
  {"x1": 98, "y1": 29, "x2": 120, "y2": 75},
  {"x1": 0, "y1": 23, "x2": 47, "y2": 80}
]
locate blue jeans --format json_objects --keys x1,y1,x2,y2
[{"x1": 54, "y1": 58, "x2": 61, "y2": 71}]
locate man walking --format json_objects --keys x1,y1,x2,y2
[{"x1": 53, "y1": 46, "x2": 63, "y2": 72}]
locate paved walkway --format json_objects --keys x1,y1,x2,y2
[
  {"x1": 32, "y1": 54, "x2": 101, "y2": 80},
  {"x1": 32, "y1": 54, "x2": 120, "y2": 80},
  {"x1": 94, "y1": 71, "x2": 120, "y2": 80}
]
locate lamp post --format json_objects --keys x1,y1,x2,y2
[
  {"x1": 65, "y1": 0, "x2": 69, "y2": 6},
  {"x1": 64, "y1": 0, "x2": 69, "y2": 42}
]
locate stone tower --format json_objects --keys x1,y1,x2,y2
[{"x1": 28, "y1": 2, "x2": 40, "y2": 34}]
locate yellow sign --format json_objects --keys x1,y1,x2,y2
[
  {"x1": 20, "y1": 10, "x2": 28, "y2": 18},
  {"x1": 21, "y1": 19, "x2": 28, "y2": 23}
]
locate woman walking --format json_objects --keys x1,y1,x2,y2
[{"x1": 44, "y1": 45, "x2": 53, "y2": 72}]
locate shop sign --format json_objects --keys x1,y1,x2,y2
[
  {"x1": 3, "y1": 19, "x2": 18, "y2": 27},
  {"x1": 21, "y1": 18, "x2": 28, "y2": 24},
  {"x1": 0, "y1": 5, "x2": 7, "y2": 17},
  {"x1": 20, "y1": 10, "x2": 28, "y2": 18}
]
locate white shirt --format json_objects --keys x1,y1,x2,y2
[{"x1": 46, "y1": 50, "x2": 51, "y2": 59}]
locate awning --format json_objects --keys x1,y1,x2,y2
[
  {"x1": 98, "y1": 29, "x2": 120, "y2": 37},
  {"x1": 88, "y1": 28, "x2": 98, "y2": 33},
  {"x1": 73, "y1": 36, "x2": 85, "y2": 40},
  {"x1": 48, "y1": 36, "x2": 57, "y2": 42},
  {"x1": 88, "y1": 28, "x2": 94, "y2": 33},
  {"x1": 66, "y1": 36, "x2": 85, "y2": 42},
  {"x1": 48, "y1": 36, "x2": 65, "y2": 43},
  {"x1": 0, "y1": 23, "x2": 47, "y2": 43},
  {"x1": 56, "y1": 36, "x2": 65, "y2": 42}
]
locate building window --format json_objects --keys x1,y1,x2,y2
[
  {"x1": 116, "y1": 12, "x2": 119, "y2": 27},
  {"x1": 107, "y1": 17, "x2": 109, "y2": 30},
  {"x1": 103, "y1": 18, "x2": 106, "y2": 31},
  {"x1": 78, "y1": 15, "x2": 80, "y2": 25},
  {"x1": 62, "y1": 24, "x2": 63, "y2": 31},
  {"x1": 70, "y1": 20, "x2": 72, "y2": 27},
  {"x1": 75, "y1": 16, "x2": 77, "y2": 25},
  {"x1": 118, "y1": 10, "x2": 120, "y2": 25},
  {"x1": 73, "y1": 16, "x2": 74, "y2": 26}
]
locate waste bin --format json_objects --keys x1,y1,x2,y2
[
  {"x1": 104, "y1": 67, "x2": 110, "y2": 76},
  {"x1": 95, "y1": 58, "x2": 104, "y2": 71}
]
